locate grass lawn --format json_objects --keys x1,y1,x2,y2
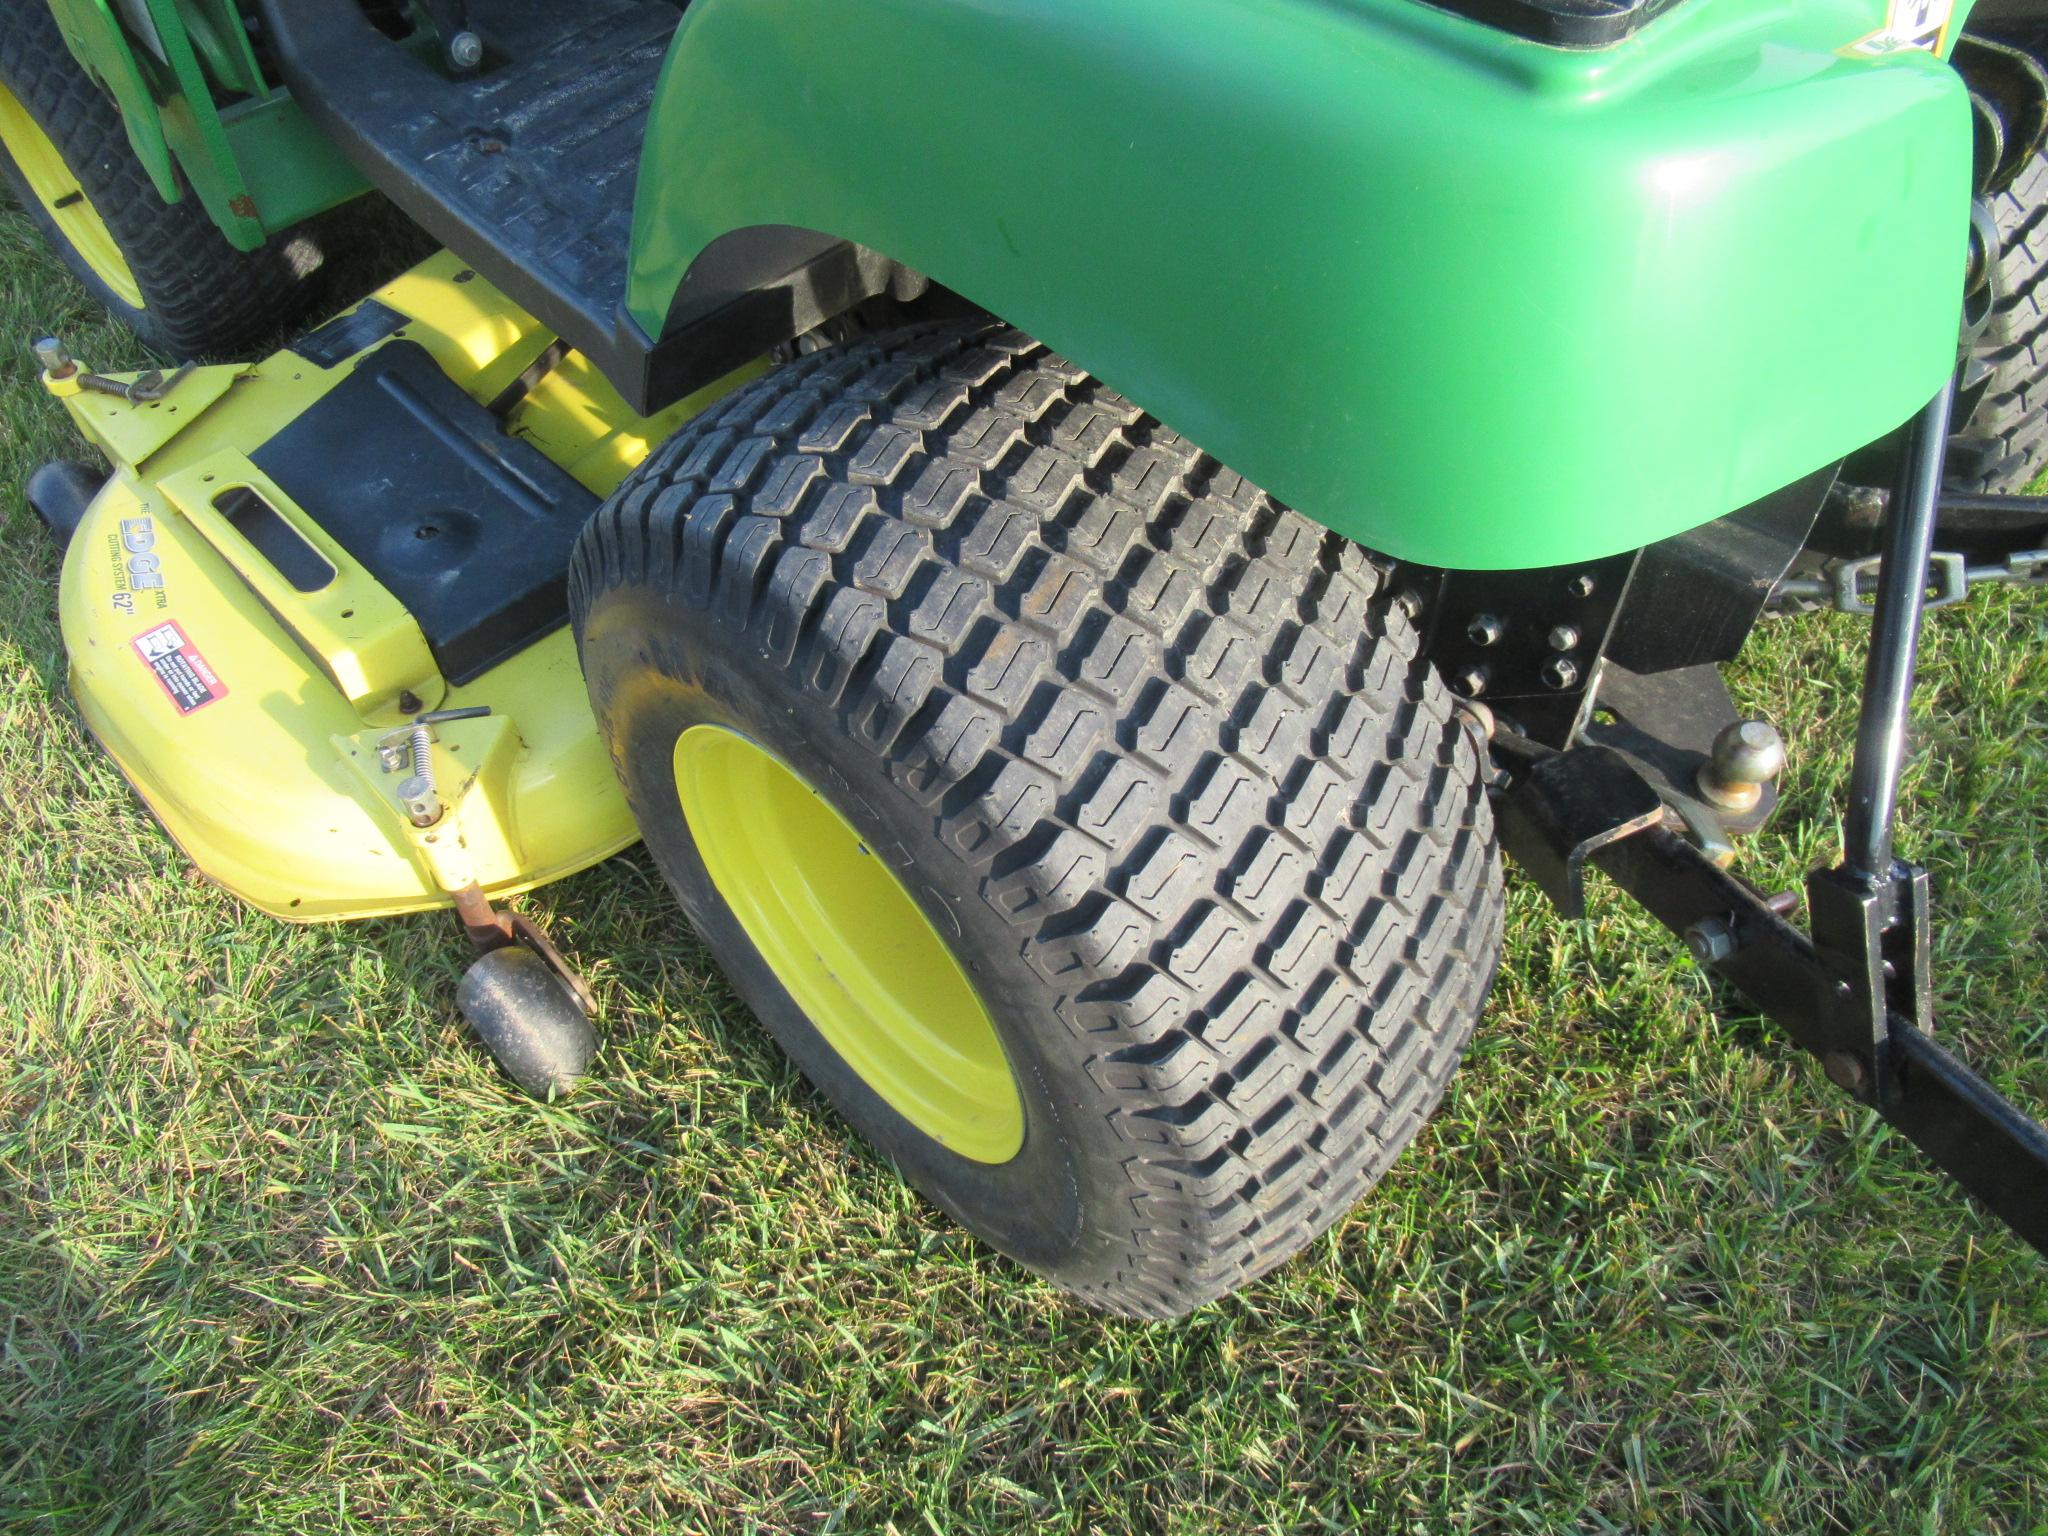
[{"x1": 2, "y1": 190, "x2": 2045, "y2": 1535}]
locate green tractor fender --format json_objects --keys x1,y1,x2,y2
[{"x1": 625, "y1": 0, "x2": 1976, "y2": 570}]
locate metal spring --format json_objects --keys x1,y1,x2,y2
[{"x1": 409, "y1": 723, "x2": 435, "y2": 792}]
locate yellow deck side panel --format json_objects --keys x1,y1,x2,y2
[{"x1": 51, "y1": 251, "x2": 756, "y2": 920}]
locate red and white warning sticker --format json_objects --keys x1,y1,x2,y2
[{"x1": 132, "y1": 620, "x2": 228, "y2": 715}]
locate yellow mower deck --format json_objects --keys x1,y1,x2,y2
[{"x1": 48, "y1": 251, "x2": 756, "y2": 920}]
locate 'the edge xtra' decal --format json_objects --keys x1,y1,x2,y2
[
  {"x1": 132, "y1": 621, "x2": 228, "y2": 715},
  {"x1": 108, "y1": 514, "x2": 169, "y2": 616}
]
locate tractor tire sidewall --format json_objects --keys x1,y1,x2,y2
[
  {"x1": 0, "y1": 103, "x2": 147, "y2": 339},
  {"x1": 581, "y1": 583, "x2": 1100, "y2": 1275},
  {"x1": 573, "y1": 322, "x2": 1504, "y2": 1316},
  {"x1": 1952, "y1": 145, "x2": 2048, "y2": 494},
  {"x1": 0, "y1": 1, "x2": 312, "y2": 358}
]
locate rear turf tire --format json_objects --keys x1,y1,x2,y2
[
  {"x1": 1950, "y1": 149, "x2": 2048, "y2": 494},
  {"x1": 570, "y1": 323, "x2": 1504, "y2": 1318},
  {"x1": 0, "y1": 0, "x2": 317, "y2": 357}
]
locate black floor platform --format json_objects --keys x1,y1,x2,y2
[
  {"x1": 259, "y1": 0, "x2": 913, "y2": 415},
  {"x1": 257, "y1": 0, "x2": 680, "y2": 405}
]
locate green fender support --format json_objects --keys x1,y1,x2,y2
[
  {"x1": 46, "y1": 0, "x2": 366, "y2": 245},
  {"x1": 626, "y1": 0, "x2": 1973, "y2": 570}
]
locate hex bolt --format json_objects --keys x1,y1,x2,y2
[
  {"x1": 1697, "y1": 719, "x2": 1787, "y2": 814},
  {"x1": 1566, "y1": 573, "x2": 1598, "y2": 599},
  {"x1": 1540, "y1": 654, "x2": 1580, "y2": 690},
  {"x1": 1454, "y1": 664, "x2": 1490, "y2": 698},
  {"x1": 1466, "y1": 613, "x2": 1505, "y2": 647},
  {"x1": 1684, "y1": 917, "x2": 1737, "y2": 967},
  {"x1": 448, "y1": 29, "x2": 484, "y2": 68},
  {"x1": 1547, "y1": 624, "x2": 1581, "y2": 652},
  {"x1": 32, "y1": 336, "x2": 75, "y2": 379},
  {"x1": 396, "y1": 773, "x2": 443, "y2": 828},
  {"x1": 1393, "y1": 588, "x2": 1425, "y2": 623}
]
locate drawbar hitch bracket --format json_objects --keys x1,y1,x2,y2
[{"x1": 1494, "y1": 383, "x2": 2048, "y2": 1259}]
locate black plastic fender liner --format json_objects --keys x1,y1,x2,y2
[
  {"x1": 1422, "y1": 0, "x2": 1683, "y2": 47},
  {"x1": 25, "y1": 459, "x2": 106, "y2": 548}
]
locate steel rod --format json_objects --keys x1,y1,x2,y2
[
  {"x1": 1936, "y1": 489, "x2": 2048, "y2": 518},
  {"x1": 1586, "y1": 823, "x2": 2048, "y2": 1261},
  {"x1": 1842, "y1": 386, "x2": 1953, "y2": 884}
]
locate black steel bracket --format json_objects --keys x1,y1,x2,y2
[
  {"x1": 1493, "y1": 384, "x2": 2048, "y2": 1260},
  {"x1": 1495, "y1": 741, "x2": 1664, "y2": 919},
  {"x1": 1578, "y1": 825, "x2": 2048, "y2": 1255}
]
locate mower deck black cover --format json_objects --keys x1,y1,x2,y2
[{"x1": 249, "y1": 340, "x2": 598, "y2": 685}]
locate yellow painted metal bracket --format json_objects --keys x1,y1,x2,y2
[
  {"x1": 44, "y1": 361, "x2": 246, "y2": 464},
  {"x1": 41, "y1": 251, "x2": 729, "y2": 921},
  {"x1": 158, "y1": 452, "x2": 446, "y2": 720}
]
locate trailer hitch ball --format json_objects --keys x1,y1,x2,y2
[{"x1": 1697, "y1": 720, "x2": 1786, "y2": 814}]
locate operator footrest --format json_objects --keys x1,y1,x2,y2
[{"x1": 256, "y1": 0, "x2": 676, "y2": 401}]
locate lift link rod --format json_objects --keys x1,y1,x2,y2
[
  {"x1": 1496, "y1": 384, "x2": 2048, "y2": 1260},
  {"x1": 1842, "y1": 384, "x2": 1950, "y2": 883}
]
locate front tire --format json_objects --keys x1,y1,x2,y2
[
  {"x1": 571, "y1": 324, "x2": 1504, "y2": 1317},
  {"x1": 0, "y1": 0, "x2": 317, "y2": 357}
]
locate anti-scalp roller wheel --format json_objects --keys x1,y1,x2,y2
[{"x1": 457, "y1": 946, "x2": 597, "y2": 1099}]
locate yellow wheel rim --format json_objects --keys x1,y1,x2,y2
[
  {"x1": 675, "y1": 725, "x2": 1024, "y2": 1163},
  {"x1": 0, "y1": 82, "x2": 145, "y2": 310}
]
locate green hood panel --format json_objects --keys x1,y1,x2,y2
[{"x1": 626, "y1": 0, "x2": 1971, "y2": 570}]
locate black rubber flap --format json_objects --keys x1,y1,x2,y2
[
  {"x1": 1422, "y1": 0, "x2": 1680, "y2": 46},
  {"x1": 250, "y1": 340, "x2": 598, "y2": 685}
]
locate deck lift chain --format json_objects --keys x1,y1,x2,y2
[{"x1": 1492, "y1": 385, "x2": 2048, "y2": 1259}]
